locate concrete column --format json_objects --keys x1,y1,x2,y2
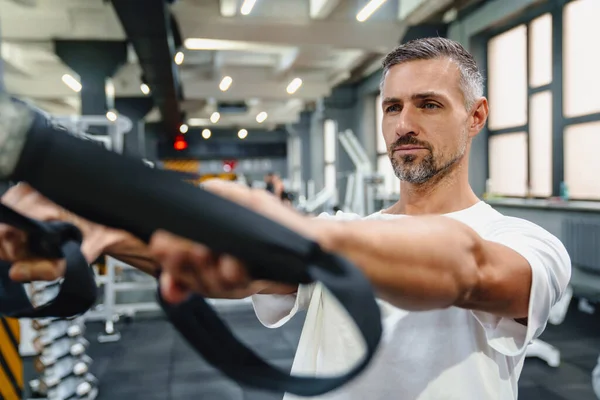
[
  {"x1": 55, "y1": 40, "x2": 128, "y2": 116},
  {"x1": 114, "y1": 97, "x2": 155, "y2": 159}
]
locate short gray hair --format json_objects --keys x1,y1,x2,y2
[{"x1": 380, "y1": 37, "x2": 484, "y2": 110}]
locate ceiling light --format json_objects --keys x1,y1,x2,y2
[
  {"x1": 174, "y1": 51, "x2": 184, "y2": 65},
  {"x1": 202, "y1": 129, "x2": 211, "y2": 139},
  {"x1": 106, "y1": 111, "x2": 117, "y2": 122},
  {"x1": 219, "y1": 76, "x2": 233, "y2": 92},
  {"x1": 180, "y1": 124, "x2": 189, "y2": 134},
  {"x1": 140, "y1": 83, "x2": 150, "y2": 95},
  {"x1": 286, "y1": 78, "x2": 303, "y2": 94},
  {"x1": 62, "y1": 74, "x2": 82, "y2": 93},
  {"x1": 356, "y1": 0, "x2": 387, "y2": 22},
  {"x1": 210, "y1": 112, "x2": 220, "y2": 123},
  {"x1": 238, "y1": 129, "x2": 248, "y2": 139},
  {"x1": 240, "y1": 0, "x2": 257, "y2": 15},
  {"x1": 256, "y1": 111, "x2": 268, "y2": 123}
]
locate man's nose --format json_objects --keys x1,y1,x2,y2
[{"x1": 395, "y1": 107, "x2": 418, "y2": 137}]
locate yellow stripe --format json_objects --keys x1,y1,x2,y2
[
  {"x1": 5, "y1": 319, "x2": 20, "y2": 343},
  {"x1": 0, "y1": 364, "x2": 19, "y2": 400},
  {"x1": 0, "y1": 318, "x2": 22, "y2": 390}
]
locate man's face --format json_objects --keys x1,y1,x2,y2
[{"x1": 380, "y1": 57, "x2": 474, "y2": 184}]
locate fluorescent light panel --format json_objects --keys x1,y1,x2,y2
[
  {"x1": 62, "y1": 74, "x2": 82, "y2": 92},
  {"x1": 356, "y1": 0, "x2": 387, "y2": 22},
  {"x1": 256, "y1": 111, "x2": 268, "y2": 123},
  {"x1": 240, "y1": 0, "x2": 257, "y2": 15},
  {"x1": 219, "y1": 76, "x2": 233, "y2": 92},
  {"x1": 286, "y1": 78, "x2": 303, "y2": 94},
  {"x1": 174, "y1": 51, "x2": 184, "y2": 65}
]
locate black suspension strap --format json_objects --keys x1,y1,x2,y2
[{"x1": 0, "y1": 95, "x2": 383, "y2": 396}]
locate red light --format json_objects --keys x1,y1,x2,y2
[{"x1": 174, "y1": 135, "x2": 187, "y2": 151}]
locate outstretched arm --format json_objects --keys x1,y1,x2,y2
[
  {"x1": 319, "y1": 216, "x2": 533, "y2": 318},
  {"x1": 150, "y1": 180, "x2": 546, "y2": 321}
]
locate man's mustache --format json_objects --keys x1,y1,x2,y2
[{"x1": 389, "y1": 136, "x2": 432, "y2": 152}]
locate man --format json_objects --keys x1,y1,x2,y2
[
  {"x1": 148, "y1": 37, "x2": 572, "y2": 400},
  {"x1": 0, "y1": 37, "x2": 570, "y2": 399}
]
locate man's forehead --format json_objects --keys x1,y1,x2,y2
[{"x1": 381, "y1": 58, "x2": 461, "y2": 97}]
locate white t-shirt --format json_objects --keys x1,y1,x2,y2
[{"x1": 251, "y1": 201, "x2": 571, "y2": 400}]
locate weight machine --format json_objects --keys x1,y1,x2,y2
[
  {"x1": 50, "y1": 114, "x2": 133, "y2": 154},
  {"x1": 301, "y1": 185, "x2": 338, "y2": 214},
  {"x1": 338, "y1": 129, "x2": 383, "y2": 216}
]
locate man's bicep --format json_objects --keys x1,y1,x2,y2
[
  {"x1": 465, "y1": 217, "x2": 571, "y2": 356},
  {"x1": 458, "y1": 240, "x2": 533, "y2": 319}
]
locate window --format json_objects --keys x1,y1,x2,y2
[
  {"x1": 489, "y1": 133, "x2": 528, "y2": 197},
  {"x1": 563, "y1": 0, "x2": 600, "y2": 118},
  {"x1": 529, "y1": 91, "x2": 553, "y2": 197},
  {"x1": 487, "y1": 25, "x2": 528, "y2": 130},
  {"x1": 564, "y1": 121, "x2": 600, "y2": 200},
  {"x1": 375, "y1": 95, "x2": 399, "y2": 196},
  {"x1": 529, "y1": 13, "x2": 552, "y2": 88},
  {"x1": 561, "y1": 0, "x2": 600, "y2": 200},
  {"x1": 324, "y1": 119, "x2": 337, "y2": 190},
  {"x1": 486, "y1": 14, "x2": 553, "y2": 198}
]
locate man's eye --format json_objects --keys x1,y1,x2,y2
[
  {"x1": 385, "y1": 104, "x2": 400, "y2": 113},
  {"x1": 422, "y1": 103, "x2": 439, "y2": 109}
]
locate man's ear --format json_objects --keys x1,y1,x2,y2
[{"x1": 469, "y1": 97, "x2": 489, "y2": 138}]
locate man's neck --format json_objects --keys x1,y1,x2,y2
[{"x1": 384, "y1": 168, "x2": 480, "y2": 216}]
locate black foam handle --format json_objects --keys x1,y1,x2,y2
[{"x1": 4, "y1": 106, "x2": 382, "y2": 396}]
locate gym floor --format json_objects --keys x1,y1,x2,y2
[{"x1": 23, "y1": 300, "x2": 600, "y2": 400}]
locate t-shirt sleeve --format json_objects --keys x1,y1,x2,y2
[
  {"x1": 471, "y1": 216, "x2": 572, "y2": 357},
  {"x1": 251, "y1": 283, "x2": 316, "y2": 328},
  {"x1": 251, "y1": 210, "x2": 365, "y2": 328}
]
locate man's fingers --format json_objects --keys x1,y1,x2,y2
[
  {"x1": 219, "y1": 255, "x2": 250, "y2": 289},
  {"x1": 159, "y1": 272, "x2": 192, "y2": 304},
  {"x1": 0, "y1": 225, "x2": 28, "y2": 261},
  {"x1": 9, "y1": 259, "x2": 66, "y2": 283},
  {"x1": 149, "y1": 230, "x2": 197, "y2": 260}
]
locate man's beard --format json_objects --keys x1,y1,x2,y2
[{"x1": 389, "y1": 132, "x2": 467, "y2": 184}]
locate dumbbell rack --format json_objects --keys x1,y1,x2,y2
[{"x1": 27, "y1": 282, "x2": 98, "y2": 400}]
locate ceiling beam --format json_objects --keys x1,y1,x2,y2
[
  {"x1": 0, "y1": 1, "x2": 125, "y2": 41},
  {"x1": 176, "y1": 14, "x2": 404, "y2": 53},
  {"x1": 0, "y1": 42, "x2": 37, "y2": 77},
  {"x1": 183, "y1": 80, "x2": 330, "y2": 101},
  {"x1": 273, "y1": 48, "x2": 300, "y2": 78}
]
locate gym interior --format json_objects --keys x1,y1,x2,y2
[{"x1": 1, "y1": 0, "x2": 599, "y2": 399}]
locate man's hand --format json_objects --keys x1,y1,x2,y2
[
  {"x1": 0, "y1": 183, "x2": 125, "y2": 282},
  {"x1": 150, "y1": 231, "x2": 279, "y2": 304},
  {"x1": 0, "y1": 221, "x2": 66, "y2": 282},
  {"x1": 149, "y1": 180, "x2": 321, "y2": 304}
]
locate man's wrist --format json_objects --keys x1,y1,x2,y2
[
  {"x1": 313, "y1": 219, "x2": 347, "y2": 254},
  {"x1": 79, "y1": 226, "x2": 123, "y2": 264}
]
